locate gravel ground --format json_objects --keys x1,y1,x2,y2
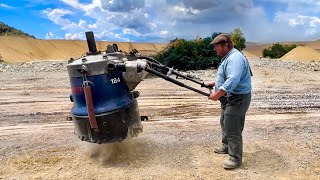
[{"x1": 0, "y1": 58, "x2": 319, "y2": 179}]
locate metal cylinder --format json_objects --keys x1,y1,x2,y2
[
  {"x1": 67, "y1": 54, "x2": 143, "y2": 143},
  {"x1": 72, "y1": 100, "x2": 142, "y2": 143}
]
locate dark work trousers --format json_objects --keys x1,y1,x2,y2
[{"x1": 219, "y1": 92, "x2": 251, "y2": 162}]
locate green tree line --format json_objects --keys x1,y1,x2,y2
[
  {"x1": 0, "y1": 22, "x2": 35, "y2": 38},
  {"x1": 154, "y1": 28, "x2": 246, "y2": 70}
]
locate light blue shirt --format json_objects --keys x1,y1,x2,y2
[{"x1": 215, "y1": 48, "x2": 252, "y2": 96}]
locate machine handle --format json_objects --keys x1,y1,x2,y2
[
  {"x1": 201, "y1": 83, "x2": 214, "y2": 89},
  {"x1": 144, "y1": 67, "x2": 210, "y2": 97},
  {"x1": 138, "y1": 56, "x2": 213, "y2": 90}
]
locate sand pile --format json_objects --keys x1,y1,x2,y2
[
  {"x1": 242, "y1": 50, "x2": 259, "y2": 61},
  {"x1": 280, "y1": 46, "x2": 320, "y2": 62},
  {"x1": 0, "y1": 36, "x2": 166, "y2": 62},
  {"x1": 244, "y1": 40, "x2": 320, "y2": 58}
]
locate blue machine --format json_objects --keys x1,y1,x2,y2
[
  {"x1": 67, "y1": 32, "x2": 144, "y2": 143},
  {"x1": 70, "y1": 71, "x2": 134, "y2": 116},
  {"x1": 67, "y1": 31, "x2": 211, "y2": 144}
]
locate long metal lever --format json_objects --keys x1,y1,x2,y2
[
  {"x1": 144, "y1": 67, "x2": 210, "y2": 97},
  {"x1": 137, "y1": 56, "x2": 213, "y2": 90}
]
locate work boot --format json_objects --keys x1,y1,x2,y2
[
  {"x1": 223, "y1": 157, "x2": 241, "y2": 169},
  {"x1": 214, "y1": 146, "x2": 228, "y2": 154}
]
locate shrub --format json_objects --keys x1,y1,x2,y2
[
  {"x1": 0, "y1": 54, "x2": 3, "y2": 62},
  {"x1": 154, "y1": 29, "x2": 247, "y2": 70},
  {"x1": 0, "y1": 22, "x2": 35, "y2": 38},
  {"x1": 262, "y1": 43, "x2": 300, "y2": 58},
  {"x1": 154, "y1": 34, "x2": 221, "y2": 70}
]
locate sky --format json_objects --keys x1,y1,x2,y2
[{"x1": 0, "y1": 0, "x2": 319, "y2": 43}]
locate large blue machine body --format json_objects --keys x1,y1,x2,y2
[
  {"x1": 66, "y1": 32, "x2": 145, "y2": 144},
  {"x1": 70, "y1": 71, "x2": 134, "y2": 116},
  {"x1": 67, "y1": 31, "x2": 210, "y2": 144},
  {"x1": 67, "y1": 54, "x2": 143, "y2": 143}
]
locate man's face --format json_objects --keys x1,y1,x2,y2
[{"x1": 213, "y1": 42, "x2": 228, "y2": 57}]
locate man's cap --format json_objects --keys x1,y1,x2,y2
[{"x1": 210, "y1": 33, "x2": 232, "y2": 45}]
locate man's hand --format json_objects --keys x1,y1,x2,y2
[
  {"x1": 208, "y1": 90, "x2": 226, "y2": 101},
  {"x1": 202, "y1": 81, "x2": 215, "y2": 89},
  {"x1": 206, "y1": 81, "x2": 215, "y2": 87}
]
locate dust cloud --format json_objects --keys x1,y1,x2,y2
[{"x1": 82, "y1": 140, "x2": 139, "y2": 165}]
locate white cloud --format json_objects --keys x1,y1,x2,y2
[
  {"x1": 273, "y1": 11, "x2": 320, "y2": 41},
  {"x1": 96, "y1": 30, "x2": 131, "y2": 42},
  {"x1": 40, "y1": 0, "x2": 320, "y2": 42},
  {"x1": 0, "y1": 3, "x2": 12, "y2": 9},
  {"x1": 45, "y1": 32, "x2": 56, "y2": 39},
  {"x1": 288, "y1": 15, "x2": 320, "y2": 27},
  {"x1": 78, "y1": 19, "x2": 97, "y2": 29},
  {"x1": 309, "y1": 16, "x2": 320, "y2": 27},
  {"x1": 123, "y1": 28, "x2": 139, "y2": 36},
  {"x1": 172, "y1": 4, "x2": 200, "y2": 15},
  {"x1": 160, "y1": 31, "x2": 169, "y2": 37},
  {"x1": 60, "y1": 0, "x2": 101, "y2": 13},
  {"x1": 100, "y1": 0, "x2": 144, "y2": 12},
  {"x1": 43, "y1": 8, "x2": 73, "y2": 26},
  {"x1": 43, "y1": 8, "x2": 97, "y2": 32},
  {"x1": 65, "y1": 32, "x2": 84, "y2": 40}
]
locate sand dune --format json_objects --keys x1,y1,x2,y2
[
  {"x1": 1, "y1": 36, "x2": 320, "y2": 63},
  {"x1": 244, "y1": 40, "x2": 320, "y2": 57},
  {"x1": 0, "y1": 36, "x2": 167, "y2": 62},
  {"x1": 242, "y1": 50, "x2": 259, "y2": 61},
  {"x1": 280, "y1": 46, "x2": 320, "y2": 62}
]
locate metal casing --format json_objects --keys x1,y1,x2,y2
[
  {"x1": 73, "y1": 100, "x2": 143, "y2": 143},
  {"x1": 67, "y1": 54, "x2": 135, "y2": 116}
]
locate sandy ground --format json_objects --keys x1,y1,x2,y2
[{"x1": 0, "y1": 59, "x2": 320, "y2": 180}]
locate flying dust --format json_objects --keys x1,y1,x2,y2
[{"x1": 82, "y1": 140, "x2": 139, "y2": 165}]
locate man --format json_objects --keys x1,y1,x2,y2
[{"x1": 207, "y1": 33, "x2": 252, "y2": 169}]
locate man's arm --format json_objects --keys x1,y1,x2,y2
[{"x1": 208, "y1": 89, "x2": 226, "y2": 101}]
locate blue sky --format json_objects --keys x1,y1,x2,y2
[{"x1": 0, "y1": 0, "x2": 319, "y2": 43}]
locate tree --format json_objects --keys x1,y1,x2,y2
[
  {"x1": 153, "y1": 30, "x2": 247, "y2": 70},
  {"x1": 0, "y1": 22, "x2": 35, "y2": 38},
  {"x1": 262, "y1": 43, "x2": 299, "y2": 58},
  {"x1": 230, "y1": 28, "x2": 246, "y2": 51},
  {"x1": 154, "y1": 36, "x2": 220, "y2": 70}
]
